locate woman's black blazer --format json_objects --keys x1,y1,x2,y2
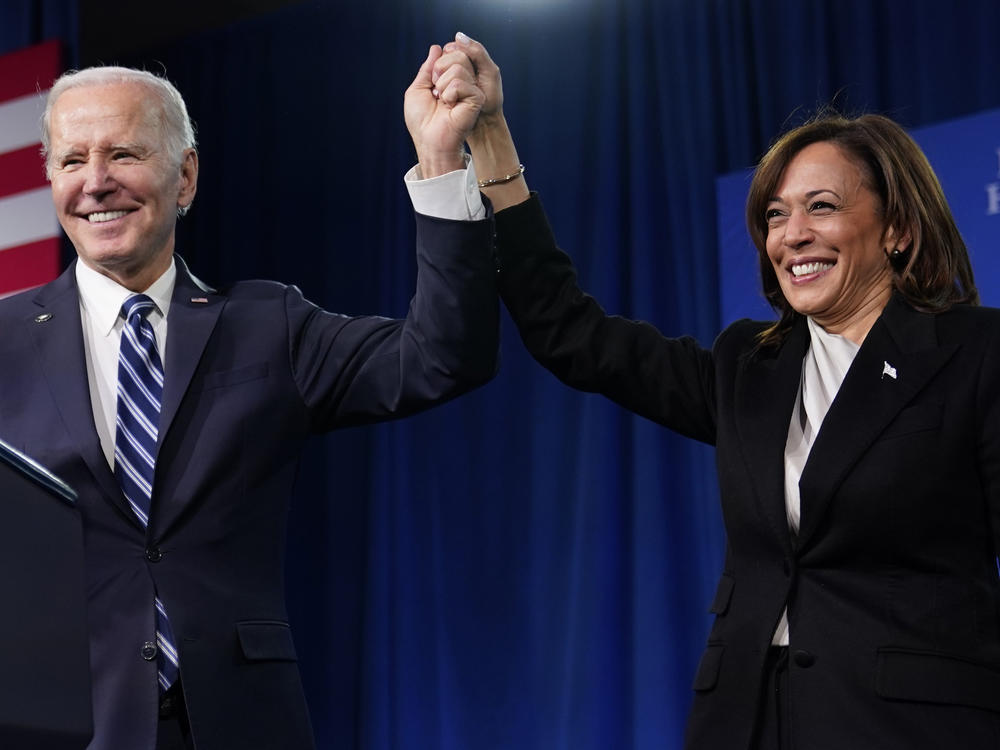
[{"x1": 496, "y1": 194, "x2": 1000, "y2": 749}]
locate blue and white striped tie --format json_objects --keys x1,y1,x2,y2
[{"x1": 114, "y1": 294, "x2": 179, "y2": 692}]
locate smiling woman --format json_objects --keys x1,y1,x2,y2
[
  {"x1": 449, "y1": 33, "x2": 1000, "y2": 750},
  {"x1": 761, "y1": 141, "x2": 897, "y2": 344},
  {"x1": 746, "y1": 113, "x2": 978, "y2": 349}
]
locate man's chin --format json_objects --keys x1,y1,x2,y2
[
  {"x1": 75, "y1": 245, "x2": 174, "y2": 290},
  {"x1": 75, "y1": 247, "x2": 151, "y2": 278},
  {"x1": 76, "y1": 247, "x2": 140, "y2": 268}
]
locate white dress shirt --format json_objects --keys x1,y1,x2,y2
[
  {"x1": 76, "y1": 258, "x2": 176, "y2": 469},
  {"x1": 773, "y1": 316, "x2": 859, "y2": 645},
  {"x1": 404, "y1": 155, "x2": 487, "y2": 221}
]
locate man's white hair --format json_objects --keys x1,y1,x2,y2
[{"x1": 40, "y1": 67, "x2": 198, "y2": 215}]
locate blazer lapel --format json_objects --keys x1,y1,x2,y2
[
  {"x1": 154, "y1": 257, "x2": 224, "y2": 532},
  {"x1": 28, "y1": 265, "x2": 132, "y2": 521},
  {"x1": 157, "y1": 256, "x2": 224, "y2": 447},
  {"x1": 796, "y1": 297, "x2": 958, "y2": 547},
  {"x1": 734, "y1": 318, "x2": 809, "y2": 549}
]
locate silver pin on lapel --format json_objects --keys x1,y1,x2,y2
[
  {"x1": 34, "y1": 313, "x2": 52, "y2": 323},
  {"x1": 881, "y1": 360, "x2": 897, "y2": 380}
]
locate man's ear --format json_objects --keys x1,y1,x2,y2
[{"x1": 177, "y1": 148, "x2": 198, "y2": 210}]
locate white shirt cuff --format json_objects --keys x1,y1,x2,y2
[{"x1": 404, "y1": 154, "x2": 487, "y2": 221}]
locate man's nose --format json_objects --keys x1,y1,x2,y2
[{"x1": 82, "y1": 160, "x2": 116, "y2": 197}]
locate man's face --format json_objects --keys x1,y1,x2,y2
[{"x1": 47, "y1": 82, "x2": 197, "y2": 289}]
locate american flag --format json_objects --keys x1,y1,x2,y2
[{"x1": 0, "y1": 41, "x2": 63, "y2": 297}]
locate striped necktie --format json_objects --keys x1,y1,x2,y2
[{"x1": 114, "y1": 294, "x2": 179, "y2": 692}]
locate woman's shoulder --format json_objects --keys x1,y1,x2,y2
[
  {"x1": 712, "y1": 318, "x2": 778, "y2": 360},
  {"x1": 723, "y1": 318, "x2": 775, "y2": 335},
  {"x1": 922, "y1": 303, "x2": 1000, "y2": 358},
  {"x1": 717, "y1": 318, "x2": 776, "y2": 344},
  {"x1": 936, "y1": 302, "x2": 1000, "y2": 329}
]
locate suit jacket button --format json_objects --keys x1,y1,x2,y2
[
  {"x1": 141, "y1": 642, "x2": 158, "y2": 661},
  {"x1": 146, "y1": 547, "x2": 162, "y2": 563},
  {"x1": 792, "y1": 649, "x2": 815, "y2": 668}
]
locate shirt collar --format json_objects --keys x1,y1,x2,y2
[
  {"x1": 805, "y1": 315, "x2": 860, "y2": 362},
  {"x1": 75, "y1": 257, "x2": 177, "y2": 337}
]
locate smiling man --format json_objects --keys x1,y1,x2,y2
[
  {"x1": 0, "y1": 54, "x2": 497, "y2": 750},
  {"x1": 46, "y1": 80, "x2": 197, "y2": 292}
]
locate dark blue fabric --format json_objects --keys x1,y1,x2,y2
[
  {"x1": 0, "y1": 0, "x2": 76, "y2": 64},
  {"x1": 3, "y1": 1, "x2": 1000, "y2": 748}
]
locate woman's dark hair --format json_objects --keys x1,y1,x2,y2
[{"x1": 745, "y1": 112, "x2": 978, "y2": 347}]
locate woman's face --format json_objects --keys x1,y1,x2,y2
[{"x1": 764, "y1": 141, "x2": 904, "y2": 340}]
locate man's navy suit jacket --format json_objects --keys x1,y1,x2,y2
[{"x1": 0, "y1": 211, "x2": 499, "y2": 750}]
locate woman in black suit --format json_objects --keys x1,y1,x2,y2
[{"x1": 434, "y1": 34, "x2": 1000, "y2": 749}]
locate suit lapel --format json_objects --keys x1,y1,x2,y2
[
  {"x1": 28, "y1": 259, "x2": 226, "y2": 534},
  {"x1": 796, "y1": 297, "x2": 957, "y2": 546},
  {"x1": 154, "y1": 257, "x2": 224, "y2": 533},
  {"x1": 734, "y1": 318, "x2": 809, "y2": 550},
  {"x1": 28, "y1": 265, "x2": 132, "y2": 521},
  {"x1": 158, "y1": 256, "x2": 224, "y2": 448}
]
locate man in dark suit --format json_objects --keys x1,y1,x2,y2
[{"x1": 0, "y1": 44, "x2": 496, "y2": 750}]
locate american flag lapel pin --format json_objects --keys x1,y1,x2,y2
[
  {"x1": 190, "y1": 297, "x2": 208, "y2": 304},
  {"x1": 881, "y1": 361, "x2": 897, "y2": 380}
]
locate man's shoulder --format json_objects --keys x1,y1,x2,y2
[
  {"x1": 213, "y1": 278, "x2": 303, "y2": 305},
  {"x1": 218, "y1": 278, "x2": 290, "y2": 294},
  {"x1": 0, "y1": 284, "x2": 53, "y2": 318},
  {"x1": 176, "y1": 255, "x2": 296, "y2": 304},
  {"x1": 0, "y1": 286, "x2": 39, "y2": 306},
  {"x1": 0, "y1": 262, "x2": 76, "y2": 318}
]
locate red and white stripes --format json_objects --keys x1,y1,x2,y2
[{"x1": 0, "y1": 41, "x2": 63, "y2": 296}]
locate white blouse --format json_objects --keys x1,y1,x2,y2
[{"x1": 772, "y1": 317, "x2": 860, "y2": 646}]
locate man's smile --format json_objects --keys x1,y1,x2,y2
[{"x1": 86, "y1": 210, "x2": 133, "y2": 223}]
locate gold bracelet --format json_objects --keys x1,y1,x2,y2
[{"x1": 477, "y1": 164, "x2": 525, "y2": 188}]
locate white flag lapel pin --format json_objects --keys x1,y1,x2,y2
[{"x1": 882, "y1": 361, "x2": 897, "y2": 380}]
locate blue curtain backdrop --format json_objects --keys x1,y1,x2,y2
[
  {"x1": 3, "y1": 1, "x2": 1000, "y2": 748},
  {"x1": 0, "y1": 0, "x2": 76, "y2": 68}
]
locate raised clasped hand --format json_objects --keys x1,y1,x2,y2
[
  {"x1": 441, "y1": 32, "x2": 503, "y2": 125},
  {"x1": 405, "y1": 33, "x2": 487, "y2": 178}
]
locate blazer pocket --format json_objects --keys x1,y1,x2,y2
[
  {"x1": 202, "y1": 362, "x2": 269, "y2": 390},
  {"x1": 692, "y1": 645, "x2": 724, "y2": 692},
  {"x1": 876, "y1": 647, "x2": 1000, "y2": 712},
  {"x1": 237, "y1": 620, "x2": 298, "y2": 662},
  {"x1": 709, "y1": 574, "x2": 734, "y2": 615},
  {"x1": 878, "y1": 403, "x2": 942, "y2": 441}
]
